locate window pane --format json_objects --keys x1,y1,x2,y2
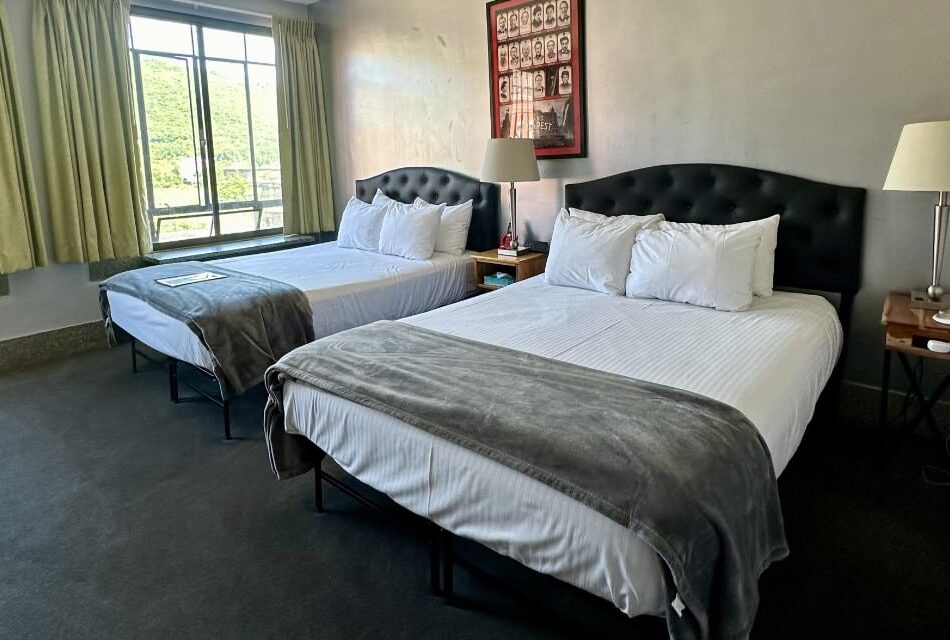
[
  {"x1": 129, "y1": 13, "x2": 283, "y2": 246},
  {"x1": 138, "y1": 55, "x2": 205, "y2": 211},
  {"x1": 130, "y1": 17, "x2": 194, "y2": 56},
  {"x1": 259, "y1": 204, "x2": 283, "y2": 231},
  {"x1": 207, "y1": 60, "x2": 254, "y2": 207},
  {"x1": 203, "y1": 27, "x2": 246, "y2": 61},
  {"x1": 245, "y1": 34, "x2": 275, "y2": 64},
  {"x1": 248, "y1": 64, "x2": 280, "y2": 202},
  {"x1": 153, "y1": 213, "x2": 214, "y2": 244}
]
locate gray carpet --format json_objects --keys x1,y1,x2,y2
[{"x1": 1, "y1": 346, "x2": 948, "y2": 639}]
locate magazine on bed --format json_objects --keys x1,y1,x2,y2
[{"x1": 155, "y1": 272, "x2": 228, "y2": 288}]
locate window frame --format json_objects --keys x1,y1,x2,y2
[{"x1": 130, "y1": 7, "x2": 283, "y2": 250}]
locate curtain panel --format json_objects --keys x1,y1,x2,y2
[
  {"x1": 273, "y1": 17, "x2": 335, "y2": 235},
  {"x1": 33, "y1": 0, "x2": 150, "y2": 263},
  {"x1": 0, "y1": 1, "x2": 47, "y2": 274}
]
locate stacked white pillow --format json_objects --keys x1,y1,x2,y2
[
  {"x1": 656, "y1": 215, "x2": 780, "y2": 296},
  {"x1": 414, "y1": 197, "x2": 473, "y2": 256},
  {"x1": 337, "y1": 197, "x2": 388, "y2": 252},
  {"x1": 568, "y1": 207, "x2": 664, "y2": 228},
  {"x1": 377, "y1": 199, "x2": 445, "y2": 260},
  {"x1": 626, "y1": 225, "x2": 762, "y2": 311},
  {"x1": 337, "y1": 191, "x2": 447, "y2": 260},
  {"x1": 545, "y1": 209, "x2": 665, "y2": 295}
]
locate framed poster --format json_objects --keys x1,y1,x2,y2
[{"x1": 487, "y1": 0, "x2": 586, "y2": 158}]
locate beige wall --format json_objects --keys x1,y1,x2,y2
[
  {"x1": 311, "y1": 0, "x2": 950, "y2": 386},
  {"x1": 0, "y1": 0, "x2": 308, "y2": 343}
]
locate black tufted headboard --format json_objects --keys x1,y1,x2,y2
[
  {"x1": 565, "y1": 163, "x2": 866, "y2": 299},
  {"x1": 355, "y1": 167, "x2": 500, "y2": 252}
]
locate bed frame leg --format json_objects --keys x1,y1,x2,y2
[
  {"x1": 130, "y1": 338, "x2": 138, "y2": 373},
  {"x1": 168, "y1": 359, "x2": 179, "y2": 403},
  {"x1": 430, "y1": 527, "x2": 442, "y2": 596},
  {"x1": 441, "y1": 528, "x2": 454, "y2": 602},
  {"x1": 222, "y1": 399, "x2": 231, "y2": 440},
  {"x1": 314, "y1": 467, "x2": 324, "y2": 513}
]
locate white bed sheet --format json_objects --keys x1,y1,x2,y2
[
  {"x1": 106, "y1": 242, "x2": 475, "y2": 371},
  {"x1": 282, "y1": 277, "x2": 842, "y2": 619}
]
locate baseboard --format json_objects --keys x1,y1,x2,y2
[{"x1": 0, "y1": 321, "x2": 108, "y2": 374}]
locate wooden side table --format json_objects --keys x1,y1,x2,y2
[
  {"x1": 880, "y1": 292, "x2": 950, "y2": 440},
  {"x1": 472, "y1": 249, "x2": 546, "y2": 293}
]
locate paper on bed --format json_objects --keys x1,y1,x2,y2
[
  {"x1": 100, "y1": 261, "x2": 314, "y2": 396},
  {"x1": 264, "y1": 320, "x2": 788, "y2": 640}
]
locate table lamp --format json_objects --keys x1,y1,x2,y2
[
  {"x1": 482, "y1": 138, "x2": 540, "y2": 256},
  {"x1": 884, "y1": 120, "x2": 950, "y2": 324}
]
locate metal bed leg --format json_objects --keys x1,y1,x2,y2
[
  {"x1": 168, "y1": 359, "x2": 179, "y2": 403},
  {"x1": 430, "y1": 528, "x2": 442, "y2": 596},
  {"x1": 441, "y1": 528, "x2": 454, "y2": 602},
  {"x1": 130, "y1": 338, "x2": 138, "y2": 373},
  {"x1": 222, "y1": 398, "x2": 231, "y2": 440},
  {"x1": 314, "y1": 467, "x2": 324, "y2": 513}
]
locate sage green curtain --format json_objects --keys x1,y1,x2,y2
[
  {"x1": 0, "y1": 2, "x2": 47, "y2": 274},
  {"x1": 273, "y1": 17, "x2": 335, "y2": 235},
  {"x1": 33, "y1": 0, "x2": 150, "y2": 263}
]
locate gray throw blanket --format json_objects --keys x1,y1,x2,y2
[
  {"x1": 100, "y1": 261, "x2": 314, "y2": 397},
  {"x1": 263, "y1": 320, "x2": 787, "y2": 640}
]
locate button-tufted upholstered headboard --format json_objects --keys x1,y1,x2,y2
[
  {"x1": 565, "y1": 163, "x2": 866, "y2": 299},
  {"x1": 355, "y1": 167, "x2": 500, "y2": 252}
]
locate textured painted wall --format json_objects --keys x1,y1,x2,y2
[
  {"x1": 0, "y1": 0, "x2": 308, "y2": 343},
  {"x1": 311, "y1": 0, "x2": 950, "y2": 387}
]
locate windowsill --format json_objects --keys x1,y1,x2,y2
[{"x1": 143, "y1": 234, "x2": 316, "y2": 265}]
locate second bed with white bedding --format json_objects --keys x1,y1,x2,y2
[
  {"x1": 281, "y1": 277, "x2": 842, "y2": 618},
  {"x1": 106, "y1": 242, "x2": 475, "y2": 372}
]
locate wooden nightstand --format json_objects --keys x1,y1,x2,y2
[
  {"x1": 880, "y1": 292, "x2": 950, "y2": 442},
  {"x1": 472, "y1": 249, "x2": 546, "y2": 293}
]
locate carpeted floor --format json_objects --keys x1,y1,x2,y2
[{"x1": 1, "y1": 346, "x2": 948, "y2": 639}]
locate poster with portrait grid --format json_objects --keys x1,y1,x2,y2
[{"x1": 487, "y1": 0, "x2": 586, "y2": 158}]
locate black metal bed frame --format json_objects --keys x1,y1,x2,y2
[
  {"x1": 312, "y1": 453, "x2": 452, "y2": 597},
  {"x1": 130, "y1": 338, "x2": 232, "y2": 440}
]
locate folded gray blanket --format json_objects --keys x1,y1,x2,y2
[
  {"x1": 263, "y1": 320, "x2": 787, "y2": 640},
  {"x1": 100, "y1": 261, "x2": 314, "y2": 397}
]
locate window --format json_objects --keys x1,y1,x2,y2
[{"x1": 129, "y1": 10, "x2": 282, "y2": 248}]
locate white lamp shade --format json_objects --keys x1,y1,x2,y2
[
  {"x1": 482, "y1": 138, "x2": 540, "y2": 183},
  {"x1": 884, "y1": 121, "x2": 950, "y2": 192}
]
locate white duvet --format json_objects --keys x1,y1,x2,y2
[{"x1": 282, "y1": 277, "x2": 842, "y2": 618}]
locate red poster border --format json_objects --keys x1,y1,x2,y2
[{"x1": 486, "y1": 0, "x2": 587, "y2": 159}]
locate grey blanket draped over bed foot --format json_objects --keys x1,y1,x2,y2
[
  {"x1": 263, "y1": 320, "x2": 787, "y2": 640},
  {"x1": 99, "y1": 261, "x2": 314, "y2": 397}
]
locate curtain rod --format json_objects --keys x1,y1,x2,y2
[
  {"x1": 186, "y1": 1, "x2": 270, "y2": 19},
  {"x1": 131, "y1": 0, "x2": 273, "y2": 21}
]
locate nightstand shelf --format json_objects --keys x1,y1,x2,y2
[
  {"x1": 472, "y1": 249, "x2": 546, "y2": 292},
  {"x1": 879, "y1": 292, "x2": 950, "y2": 446}
]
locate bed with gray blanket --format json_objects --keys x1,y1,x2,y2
[
  {"x1": 97, "y1": 167, "x2": 500, "y2": 438},
  {"x1": 262, "y1": 164, "x2": 865, "y2": 638},
  {"x1": 265, "y1": 320, "x2": 787, "y2": 640}
]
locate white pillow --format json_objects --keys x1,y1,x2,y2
[
  {"x1": 414, "y1": 197, "x2": 473, "y2": 256},
  {"x1": 378, "y1": 200, "x2": 445, "y2": 260},
  {"x1": 657, "y1": 215, "x2": 779, "y2": 296},
  {"x1": 626, "y1": 225, "x2": 760, "y2": 311},
  {"x1": 545, "y1": 209, "x2": 656, "y2": 295},
  {"x1": 569, "y1": 207, "x2": 665, "y2": 229},
  {"x1": 337, "y1": 197, "x2": 387, "y2": 252},
  {"x1": 372, "y1": 188, "x2": 398, "y2": 208}
]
